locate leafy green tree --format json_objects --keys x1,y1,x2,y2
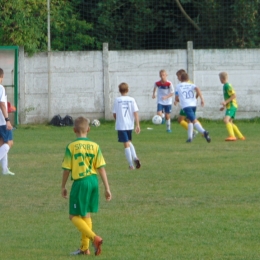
[
  {"x1": 1, "y1": 0, "x2": 260, "y2": 53},
  {"x1": 0, "y1": 0, "x2": 95, "y2": 55},
  {"x1": 91, "y1": 0, "x2": 260, "y2": 49}
]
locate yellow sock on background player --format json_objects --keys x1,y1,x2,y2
[
  {"x1": 180, "y1": 120, "x2": 188, "y2": 130},
  {"x1": 71, "y1": 216, "x2": 96, "y2": 241},
  {"x1": 226, "y1": 122, "x2": 235, "y2": 139},
  {"x1": 232, "y1": 123, "x2": 245, "y2": 140},
  {"x1": 80, "y1": 217, "x2": 93, "y2": 252}
]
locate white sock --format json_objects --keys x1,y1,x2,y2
[
  {"x1": 188, "y1": 123, "x2": 193, "y2": 139},
  {"x1": 194, "y1": 122, "x2": 205, "y2": 134},
  {"x1": 129, "y1": 142, "x2": 137, "y2": 160},
  {"x1": 166, "y1": 119, "x2": 171, "y2": 130},
  {"x1": 0, "y1": 144, "x2": 9, "y2": 161},
  {"x1": 1, "y1": 154, "x2": 8, "y2": 173},
  {"x1": 125, "y1": 147, "x2": 133, "y2": 166}
]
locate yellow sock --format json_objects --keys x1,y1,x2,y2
[
  {"x1": 71, "y1": 216, "x2": 96, "y2": 242},
  {"x1": 232, "y1": 124, "x2": 244, "y2": 138},
  {"x1": 180, "y1": 120, "x2": 188, "y2": 130},
  {"x1": 226, "y1": 123, "x2": 235, "y2": 137},
  {"x1": 81, "y1": 217, "x2": 93, "y2": 251}
]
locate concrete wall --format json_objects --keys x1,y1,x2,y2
[{"x1": 17, "y1": 44, "x2": 260, "y2": 124}]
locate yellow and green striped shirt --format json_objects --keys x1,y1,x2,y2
[
  {"x1": 223, "y1": 83, "x2": 238, "y2": 109},
  {"x1": 62, "y1": 138, "x2": 106, "y2": 180}
]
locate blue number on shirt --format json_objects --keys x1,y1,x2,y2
[
  {"x1": 74, "y1": 153, "x2": 95, "y2": 177},
  {"x1": 182, "y1": 90, "x2": 194, "y2": 99},
  {"x1": 124, "y1": 106, "x2": 129, "y2": 117}
]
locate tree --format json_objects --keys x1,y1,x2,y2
[{"x1": 0, "y1": 0, "x2": 95, "y2": 55}]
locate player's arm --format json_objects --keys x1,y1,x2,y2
[
  {"x1": 61, "y1": 169, "x2": 70, "y2": 198},
  {"x1": 174, "y1": 89, "x2": 179, "y2": 105},
  {"x1": 113, "y1": 113, "x2": 116, "y2": 120},
  {"x1": 98, "y1": 167, "x2": 112, "y2": 201},
  {"x1": 162, "y1": 92, "x2": 174, "y2": 100},
  {"x1": 152, "y1": 85, "x2": 157, "y2": 99},
  {"x1": 162, "y1": 83, "x2": 174, "y2": 100},
  {"x1": 221, "y1": 93, "x2": 236, "y2": 107},
  {"x1": 0, "y1": 101, "x2": 12, "y2": 130},
  {"x1": 194, "y1": 87, "x2": 204, "y2": 107},
  {"x1": 134, "y1": 111, "x2": 140, "y2": 134}
]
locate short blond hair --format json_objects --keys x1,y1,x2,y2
[
  {"x1": 74, "y1": 116, "x2": 89, "y2": 133},
  {"x1": 219, "y1": 72, "x2": 228, "y2": 80},
  {"x1": 119, "y1": 82, "x2": 129, "y2": 94},
  {"x1": 159, "y1": 69, "x2": 167, "y2": 75}
]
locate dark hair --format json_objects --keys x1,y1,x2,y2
[
  {"x1": 176, "y1": 69, "x2": 186, "y2": 76},
  {"x1": 118, "y1": 82, "x2": 129, "y2": 94},
  {"x1": 0, "y1": 68, "x2": 4, "y2": 78},
  {"x1": 180, "y1": 72, "x2": 189, "y2": 82}
]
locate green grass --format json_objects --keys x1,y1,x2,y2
[{"x1": 0, "y1": 120, "x2": 260, "y2": 260}]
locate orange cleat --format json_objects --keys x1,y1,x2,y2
[
  {"x1": 93, "y1": 236, "x2": 103, "y2": 256},
  {"x1": 225, "y1": 136, "x2": 237, "y2": 141},
  {"x1": 238, "y1": 136, "x2": 246, "y2": 140}
]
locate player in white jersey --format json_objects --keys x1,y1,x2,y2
[
  {"x1": 113, "y1": 82, "x2": 141, "y2": 170},
  {"x1": 175, "y1": 72, "x2": 211, "y2": 143},
  {"x1": 0, "y1": 68, "x2": 15, "y2": 175},
  {"x1": 152, "y1": 70, "x2": 174, "y2": 132}
]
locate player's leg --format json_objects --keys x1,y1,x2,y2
[
  {"x1": 230, "y1": 110, "x2": 245, "y2": 140},
  {"x1": 124, "y1": 141, "x2": 134, "y2": 169},
  {"x1": 178, "y1": 111, "x2": 198, "y2": 137},
  {"x1": 129, "y1": 141, "x2": 141, "y2": 169},
  {"x1": 178, "y1": 111, "x2": 188, "y2": 130},
  {"x1": 184, "y1": 107, "x2": 211, "y2": 143},
  {"x1": 193, "y1": 119, "x2": 211, "y2": 143},
  {"x1": 79, "y1": 214, "x2": 92, "y2": 255},
  {"x1": 157, "y1": 103, "x2": 165, "y2": 124},
  {"x1": 224, "y1": 110, "x2": 236, "y2": 141},
  {"x1": 232, "y1": 123, "x2": 245, "y2": 140},
  {"x1": 157, "y1": 103, "x2": 163, "y2": 117},
  {"x1": 183, "y1": 107, "x2": 195, "y2": 142},
  {"x1": 118, "y1": 130, "x2": 134, "y2": 169},
  {"x1": 0, "y1": 127, "x2": 14, "y2": 175},
  {"x1": 161, "y1": 107, "x2": 165, "y2": 124},
  {"x1": 187, "y1": 120, "x2": 193, "y2": 142},
  {"x1": 70, "y1": 177, "x2": 102, "y2": 256},
  {"x1": 71, "y1": 213, "x2": 91, "y2": 255},
  {"x1": 164, "y1": 105, "x2": 172, "y2": 133}
]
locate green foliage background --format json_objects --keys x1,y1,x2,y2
[{"x1": 0, "y1": 0, "x2": 260, "y2": 54}]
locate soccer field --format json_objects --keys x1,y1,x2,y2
[{"x1": 0, "y1": 120, "x2": 259, "y2": 260}]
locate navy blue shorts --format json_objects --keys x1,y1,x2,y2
[
  {"x1": 0, "y1": 125, "x2": 13, "y2": 143},
  {"x1": 183, "y1": 107, "x2": 197, "y2": 122},
  {"x1": 117, "y1": 130, "x2": 132, "y2": 143},
  {"x1": 157, "y1": 104, "x2": 172, "y2": 114}
]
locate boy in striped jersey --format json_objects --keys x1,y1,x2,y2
[{"x1": 61, "y1": 117, "x2": 112, "y2": 256}]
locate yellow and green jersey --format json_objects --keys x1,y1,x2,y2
[
  {"x1": 62, "y1": 137, "x2": 106, "y2": 180},
  {"x1": 223, "y1": 83, "x2": 238, "y2": 109}
]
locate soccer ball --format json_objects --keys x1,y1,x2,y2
[
  {"x1": 91, "y1": 119, "x2": 100, "y2": 127},
  {"x1": 152, "y1": 115, "x2": 162, "y2": 125}
]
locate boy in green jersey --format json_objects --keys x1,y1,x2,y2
[
  {"x1": 61, "y1": 116, "x2": 112, "y2": 256},
  {"x1": 219, "y1": 72, "x2": 245, "y2": 141}
]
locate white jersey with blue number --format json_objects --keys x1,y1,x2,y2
[
  {"x1": 113, "y1": 95, "x2": 139, "y2": 130},
  {"x1": 175, "y1": 82, "x2": 197, "y2": 109}
]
